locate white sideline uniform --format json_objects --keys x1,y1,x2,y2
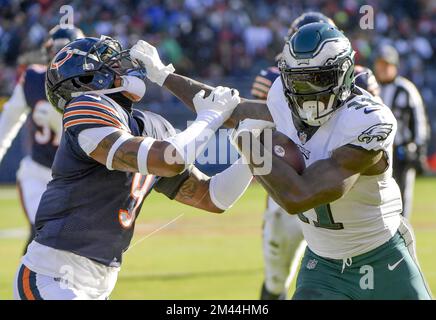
[
  {"x1": 16, "y1": 157, "x2": 52, "y2": 224},
  {"x1": 14, "y1": 241, "x2": 119, "y2": 300},
  {"x1": 262, "y1": 197, "x2": 304, "y2": 295},
  {"x1": 0, "y1": 82, "x2": 61, "y2": 224},
  {"x1": 266, "y1": 78, "x2": 403, "y2": 260}
]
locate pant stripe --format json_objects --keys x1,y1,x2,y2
[
  {"x1": 17, "y1": 264, "x2": 27, "y2": 300},
  {"x1": 19, "y1": 265, "x2": 43, "y2": 300},
  {"x1": 29, "y1": 269, "x2": 43, "y2": 300},
  {"x1": 22, "y1": 267, "x2": 36, "y2": 300}
]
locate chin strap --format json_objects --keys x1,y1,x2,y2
[{"x1": 71, "y1": 75, "x2": 146, "y2": 99}]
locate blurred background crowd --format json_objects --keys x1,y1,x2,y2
[{"x1": 0, "y1": 0, "x2": 435, "y2": 175}]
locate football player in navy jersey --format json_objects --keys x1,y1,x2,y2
[
  {"x1": 0, "y1": 26, "x2": 84, "y2": 252},
  {"x1": 14, "y1": 36, "x2": 252, "y2": 300}
]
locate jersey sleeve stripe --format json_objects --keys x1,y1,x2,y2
[
  {"x1": 253, "y1": 82, "x2": 270, "y2": 93},
  {"x1": 67, "y1": 101, "x2": 120, "y2": 118},
  {"x1": 251, "y1": 88, "x2": 268, "y2": 99},
  {"x1": 64, "y1": 110, "x2": 123, "y2": 128},
  {"x1": 255, "y1": 76, "x2": 273, "y2": 86},
  {"x1": 64, "y1": 118, "x2": 121, "y2": 129}
]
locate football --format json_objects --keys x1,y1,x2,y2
[{"x1": 268, "y1": 130, "x2": 306, "y2": 174}]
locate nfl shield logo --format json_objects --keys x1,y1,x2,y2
[{"x1": 306, "y1": 259, "x2": 318, "y2": 270}]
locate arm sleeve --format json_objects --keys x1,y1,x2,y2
[
  {"x1": 0, "y1": 83, "x2": 29, "y2": 163},
  {"x1": 209, "y1": 157, "x2": 253, "y2": 210}
]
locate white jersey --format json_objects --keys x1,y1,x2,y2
[{"x1": 266, "y1": 78, "x2": 402, "y2": 260}]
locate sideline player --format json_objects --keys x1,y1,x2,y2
[
  {"x1": 131, "y1": 23, "x2": 431, "y2": 299},
  {"x1": 14, "y1": 36, "x2": 252, "y2": 300},
  {"x1": 0, "y1": 26, "x2": 84, "y2": 251}
]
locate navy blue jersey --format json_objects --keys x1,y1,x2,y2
[
  {"x1": 22, "y1": 65, "x2": 58, "y2": 168},
  {"x1": 251, "y1": 66, "x2": 280, "y2": 100},
  {"x1": 34, "y1": 94, "x2": 175, "y2": 267}
]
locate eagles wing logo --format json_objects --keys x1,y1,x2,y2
[{"x1": 358, "y1": 123, "x2": 393, "y2": 144}]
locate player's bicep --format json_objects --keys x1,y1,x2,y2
[
  {"x1": 86, "y1": 129, "x2": 133, "y2": 170},
  {"x1": 85, "y1": 128, "x2": 144, "y2": 172}
]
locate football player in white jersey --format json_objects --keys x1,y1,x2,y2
[
  {"x1": 251, "y1": 12, "x2": 336, "y2": 300},
  {"x1": 131, "y1": 22, "x2": 431, "y2": 299}
]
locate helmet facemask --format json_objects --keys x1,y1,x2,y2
[
  {"x1": 69, "y1": 36, "x2": 146, "y2": 99},
  {"x1": 279, "y1": 55, "x2": 354, "y2": 127},
  {"x1": 46, "y1": 36, "x2": 147, "y2": 111}
]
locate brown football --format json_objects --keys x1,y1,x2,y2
[{"x1": 268, "y1": 130, "x2": 306, "y2": 174}]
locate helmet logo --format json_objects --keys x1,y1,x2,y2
[{"x1": 50, "y1": 46, "x2": 73, "y2": 70}]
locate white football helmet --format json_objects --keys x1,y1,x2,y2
[{"x1": 279, "y1": 22, "x2": 355, "y2": 126}]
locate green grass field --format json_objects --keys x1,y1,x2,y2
[{"x1": 0, "y1": 177, "x2": 435, "y2": 300}]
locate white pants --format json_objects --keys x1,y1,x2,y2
[
  {"x1": 262, "y1": 197, "x2": 305, "y2": 295},
  {"x1": 14, "y1": 241, "x2": 119, "y2": 300},
  {"x1": 16, "y1": 156, "x2": 52, "y2": 225}
]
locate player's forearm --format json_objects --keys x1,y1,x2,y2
[
  {"x1": 163, "y1": 74, "x2": 272, "y2": 128},
  {"x1": 251, "y1": 157, "x2": 313, "y2": 215},
  {"x1": 239, "y1": 137, "x2": 346, "y2": 214},
  {"x1": 167, "y1": 160, "x2": 252, "y2": 213},
  {"x1": 174, "y1": 175, "x2": 223, "y2": 213},
  {"x1": 163, "y1": 73, "x2": 214, "y2": 113},
  {"x1": 224, "y1": 98, "x2": 272, "y2": 128}
]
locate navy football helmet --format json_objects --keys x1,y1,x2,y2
[
  {"x1": 44, "y1": 25, "x2": 84, "y2": 59},
  {"x1": 287, "y1": 12, "x2": 336, "y2": 38},
  {"x1": 46, "y1": 36, "x2": 144, "y2": 111}
]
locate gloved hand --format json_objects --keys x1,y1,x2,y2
[
  {"x1": 193, "y1": 86, "x2": 241, "y2": 123},
  {"x1": 130, "y1": 40, "x2": 175, "y2": 86}
]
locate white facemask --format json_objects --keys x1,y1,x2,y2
[
  {"x1": 71, "y1": 75, "x2": 146, "y2": 100},
  {"x1": 298, "y1": 94, "x2": 335, "y2": 126}
]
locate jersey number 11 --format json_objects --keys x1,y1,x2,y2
[{"x1": 298, "y1": 204, "x2": 344, "y2": 230}]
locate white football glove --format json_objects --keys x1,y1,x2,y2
[
  {"x1": 230, "y1": 119, "x2": 276, "y2": 150},
  {"x1": 130, "y1": 40, "x2": 175, "y2": 86},
  {"x1": 193, "y1": 86, "x2": 241, "y2": 123}
]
